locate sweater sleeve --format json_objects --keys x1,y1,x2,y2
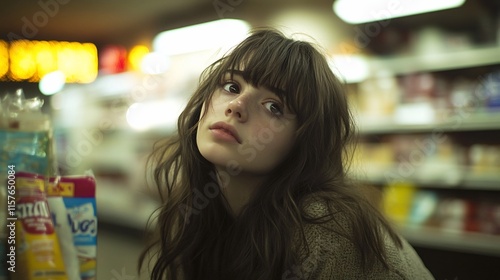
[{"x1": 294, "y1": 201, "x2": 435, "y2": 280}]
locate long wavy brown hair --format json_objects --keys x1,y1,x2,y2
[{"x1": 139, "y1": 28, "x2": 401, "y2": 280}]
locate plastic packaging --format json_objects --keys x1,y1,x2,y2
[
  {"x1": 47, "y1": 197, "x2": 82, "y2": 280},
  {"x1": 1, "y1": 89, "x2": 55, "y2": 279},
  {"x1": 48, "y1": 174, "x2": 97, "y2": 280}
]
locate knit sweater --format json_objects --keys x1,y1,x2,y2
[{"x1": 290, "y1": 200, "x2": 435, "y2": 280}]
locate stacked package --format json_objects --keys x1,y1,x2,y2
[{"x1": 0, "y1": 89, "x2": 97, "y2": 280}]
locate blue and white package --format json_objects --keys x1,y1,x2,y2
[{"x1": 48, "y1": 175, "x2": 97, "y2": 280}]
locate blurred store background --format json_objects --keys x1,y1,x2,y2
[{"x1": 1, "y1": 0, "x2": 500, "y2": 279}]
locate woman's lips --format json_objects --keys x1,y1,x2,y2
[{"x1": 209, "y1": 122, "x2": 241, "y2": 143}]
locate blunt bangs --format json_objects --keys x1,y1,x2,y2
[{"x1": 207, "y1": 30, "x2": 324, "y2": 120}]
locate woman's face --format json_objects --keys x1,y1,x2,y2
[{"x1": 196, "y1": 71, "x2": 297, "y2": 176}]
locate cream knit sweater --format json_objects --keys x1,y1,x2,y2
[{"x1": 289, "y1": 200, "x2": 435, "y2": 280}]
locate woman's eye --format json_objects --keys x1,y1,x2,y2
[
  {"x1": 222, "y1": 82, "x2": 240, "y2": 93},
  {"x1": 264, "y1": 102, "x2": 283, "y2": 116}
]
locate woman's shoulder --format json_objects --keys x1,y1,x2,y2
[
  {"x1": 298, "y1": 196, "x2": 358, "y2": 259},
  {"x1": 300, "y1": 194, "x2": 351, "y2": 228},
  {"x1": 301, "y1": 196, "x2": 331, "y2": 219},
  {"x1": 295, "y1": 196, "x2": 434, "y2": 279}
]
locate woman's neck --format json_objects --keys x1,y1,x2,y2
[{"x1": 216, "y1": 168, "x2": 266, "y2": 217}]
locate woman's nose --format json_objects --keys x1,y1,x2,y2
[{"x1": 225, "y1": 98, "x2": 248, "y2": 122}]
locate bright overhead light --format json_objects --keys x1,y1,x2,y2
[
  {"x1": 333, "y1": 0, "x2": 466, "y2": 24},
  {"x1": 153, "y1": 19, "x2": 251, "y2": 56},
  {"x1": 39, "y1": 70, "x2": 66, "y2": 95}
]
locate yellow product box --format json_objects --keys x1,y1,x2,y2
[{"x1": 12, "y1": 173, "x2": 67, "y2": 280}]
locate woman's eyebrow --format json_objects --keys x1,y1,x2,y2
[
  {"x1": 223, "y1": 69, "x2": 286, "y2": 98},
  {"x1": 221, "y1": 70, "x2": 244, "y2": 83}
]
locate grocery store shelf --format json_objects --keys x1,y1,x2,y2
[
  {"x1": 462, "y1": 173, "x2": 500, "y2": 190},
  {"x1": 359, "y1": 111, "x2": 500, "y2": 134},
  {"x1": 369, "y1": 45, "x2": 500, "y2": 76},
  {"x1": 354, "y1": 167, "x2": 500, "y2": 190},
  {"x1": 401, "y1": 225, "x2": 500, "y2": 257}
]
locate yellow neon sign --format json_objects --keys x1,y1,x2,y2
[{"x1": 1, "y1": 40, "x2": 98, "y2": 83}]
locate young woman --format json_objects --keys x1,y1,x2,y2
[{"x1": 139, "y1": 28, "x2": 434, "y2": 280}]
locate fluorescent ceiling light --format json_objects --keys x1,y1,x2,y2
[
  {"x1": 153, "y1": 19, "x2": 251, "y2": 56},
  {"x1": 333, "y1": 0, "x2": 466, "y2": 24}
]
